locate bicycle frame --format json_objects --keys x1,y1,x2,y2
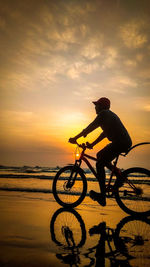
[
  {"x1": 71, "y1": 141, "x2": 150, "y2": 195},
  {"x1": 67, "y1": 147, "x2": 98, "y2": 189},
  {"x1": 75, "y1": 143, "x2": 121, "y2": 179},
  {"x1": 78, "y1": 150, "x2": 98, "y2": 178},
  {"x1": 72, "y1": 145, "x2": 121, "y2": 195}
]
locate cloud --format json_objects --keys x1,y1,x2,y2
[
  {"x1": 53, "y1": 27, "x2": 77, "y2": 44},
  {"x1": 144, "y1": 105, "x2": 150, "y2": 111},
  {"x1": 0, "y1": 16, "x2": 6, "y2": 30},
  {"x1": 0, "y1": 110, "x2": 35, "y2": 136},
  {"x1": 81, "y1": 37, "x2": 102, "y2": 59},
  {"x1": 0, "y1": 0, "x2": 150, "y2": 166},
  {"x1": 94, "y1": 73, "x2": 138, "y2": 95},
  {"x1": 101, "y1": 47, "x2": 118, "y2": 69},
  {"x1": 118, "y1": 76, "x2": 137, "y2": 87},
  {"x1": 124, "y1": 59, "x2": 137, "y2": 67},
  {"x1": 120, "y1": 20, "x2": 148, "y2": 49},
  {"x1": 67, "y1": 61, "x2": 99, "y2": 79},
  {"x1": 73, "y1": 84, "x2": 96, "y2": 100},
  {"x1": 60, "y1": 111, "x2": 87, "y2": 125},
  {"x1": 133, "y1": 97, "x2": 150, "y2": 112}
]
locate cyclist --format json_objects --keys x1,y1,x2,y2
[{"x1": 69, "y1": 97, "x2": 132, "y2": 206}]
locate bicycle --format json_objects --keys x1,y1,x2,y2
[{"x1": 52, "y1": 142, "x2": 150, "y2": 216}]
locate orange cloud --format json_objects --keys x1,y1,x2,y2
[{"x1": 120, "y1": 20, "x2": 147, "y2": 48}]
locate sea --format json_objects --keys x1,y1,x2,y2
[
  {"x1": 0, "y1": 165, "x2": 149, "y2": 198},
  {"x1": 0, "y1": 165, "x2": 101, "y2": 195}
]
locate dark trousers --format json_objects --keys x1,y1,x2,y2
[{"x1": 96, "y1": 142, "x2": 130, "y2": 198}]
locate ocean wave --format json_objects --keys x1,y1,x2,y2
[
  {"x1": 0, "y1": 187, "x2": 52, "y2": 193},
  {"x1": 0, "y1": 174, "x2": 54, "y2": 180},
  {"x1": 0, "y1": 187, "x2": 90, "y2": 196},
  {"x1": 1, "y1": 187, "x2": 150, "y2": 202}
]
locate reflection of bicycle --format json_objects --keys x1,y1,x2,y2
[
  {"x1": 115, "y1": 215, "x2": 150, "y2": 265},
  {"x1": 50, "y1": 208, "x2": 150, "y2": 266},
  {"x1": 50, "y1": 208, "x2": 86, "y2": 267},
  {"x1": 87, "y1": 216, "x2": 150, "y2": 267},
  {"x1": 52, "y1": 142, "x2": 150, "y2": 216},
  {"x1": 50, "y1": 208, "x2": 86, "y2": 249},
  {"x1": 87, "y1": 221, "x2": 132, "y2": 267}
]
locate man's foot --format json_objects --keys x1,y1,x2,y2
[
  {"x1": 114, "y1": 176, "x2": 125, "y2": 188},
  {"x1": 89, "y1": 190, "x2": 106, "y2": 206},
  {"x1": 89, "y1": 222, "x2": 106, "y2": 236}
]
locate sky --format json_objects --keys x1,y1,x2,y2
[{"x1": 0, "y1": 0, "x2": 150, "y2": 167}]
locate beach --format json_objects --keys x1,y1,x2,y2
[{"x1": 0, "y1": 167, "x2": 150, "y2": 266}]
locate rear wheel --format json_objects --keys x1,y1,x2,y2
[
  {"x1": 52, "y1": 165, "x2": 87, "y2": 208},
  {"x1": 115, "y1": 168, "x2": 150, "y2": 216}
]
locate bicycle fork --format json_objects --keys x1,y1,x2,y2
[{"x1": 65, "y1": 161, "x2": 81, "y2": 189}]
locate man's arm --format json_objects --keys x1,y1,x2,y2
[
  {"x1": 69, "y1": 129, "x2": 85, "y2": 144},
  {"x1": 69, "y1": 115, "x2": 100, "y2": 144},
  {"x1": 87, "y1": 132, "x2": 106, "y2": 149}
]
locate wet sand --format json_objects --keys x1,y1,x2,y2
[{"x1": 0, "y1": 191, "x2": 150, "y2": 267}]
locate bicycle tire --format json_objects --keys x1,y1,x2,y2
[
  {"x1": 52, "y1": 165, "x2": 87, "y2": 208},
  {"x1": 114, "y1": 215, "x2": 150, "y2": 260},
  {"x1": 50, "y1": 208, "x2": 86, "y2": 248},
  {"x1": 115, "y1": 167, "x2": 150, "y2": 216}
]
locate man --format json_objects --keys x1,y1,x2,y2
[{"x1": 69, "y1": 97, "x2": 132, "y2": 206}]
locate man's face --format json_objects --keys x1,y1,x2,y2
[{"x1": 95, "y1": 104, "x2": 103, "y2": 114}]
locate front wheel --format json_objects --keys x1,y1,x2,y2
[
  {"x1": 115, "y1": 167, "x2": 150, "y2": 216},
  {"x1": 52, "y1": 165, "x2": 87, "y2": 208}
]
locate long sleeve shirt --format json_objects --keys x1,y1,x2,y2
[{"x1": 82, "y1": 110, "x2": 132, "y2": 147}]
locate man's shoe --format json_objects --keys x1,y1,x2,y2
[
  {"x1": 89, "y1": 190, "x2": 106, "y2": 206},
  {"x1": 89, "y1": 222, "x2": 106, "y2": 236},
  {"x1": 114, "y1": 176, "x2": 125, "y2": 188}
]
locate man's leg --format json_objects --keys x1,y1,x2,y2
[
  {"x1": 89, "y1": 149, "x2": 107, "y2": 206},
  {"x1": 96, "y1": 160, "x2": 106, "y2": 200},
  {"x1": 90, "y1": 143, "x2": 120, "y2": 206}
]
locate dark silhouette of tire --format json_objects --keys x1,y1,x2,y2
[
  {"x1": 50, "y1": 208, "x2": 86, "y2": 248},
  {"x1": 114, "y1": 215, "x2": 150, "y2": 259},
  {"x1": 52, "y1": 165, "x2": 87, "y2": 208},
  {"x1": 115, "y1": 167, "x2": 150, "y2": 216}
]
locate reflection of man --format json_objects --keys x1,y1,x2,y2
[
  {"x1": 69, "y1": 97, "x2": 132, "y2": 206},
  {"x1": 89, "y1": 221, "x2": 132, "y2": 267},
  {"x1": 89, "y1": 222, "x2": 106, "y2": 267},
  {"x1": 56, "y1": 226, "x2": 80, "y2": 265}
]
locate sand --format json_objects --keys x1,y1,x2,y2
[{"x1": 0, "y1": 191, "x2": 150, "y2": 267}]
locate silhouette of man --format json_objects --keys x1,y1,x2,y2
[{"x1": 69, "y1": 97, "x2": 132, "y2": 206}]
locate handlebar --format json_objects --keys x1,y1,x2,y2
[
  {"x1": 69, "y1": 140, "x2": 87, "y2": 150},
  {"x1": 77, "y1": 142, "x2": 87, "y2": 149}
]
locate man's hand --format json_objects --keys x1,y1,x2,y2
[
  {"x1": 86, "y1": 142, "x2": 93, "y2": 149},
  {"x1": 69, "y1": 137, "x2": 77, "y2": 144}
]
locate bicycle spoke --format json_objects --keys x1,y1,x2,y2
[
  {"x1": 116, "y1": 217, "x2": 150, "y2": 266},
  {"x1": 50, "y1": 208, "x2": 86, "y2": 248},
  {"x1": 53, "y1": 166, "x2": 87, "y2": 207},
  {"x1": 116, "y1": 168, "x2": 150, "y2": 215},
  {"x1": 56, "y1": 173, "x2": 84, "y2": 204}
]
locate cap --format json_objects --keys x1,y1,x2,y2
[{"x1": 93, "y1": 97, "x2": 110, "y2": 109}]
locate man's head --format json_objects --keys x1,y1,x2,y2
[{"x1": 93, "y1": 97, "x2": 110, "y2": 114}]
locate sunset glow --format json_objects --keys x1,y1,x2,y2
[{"x1": 0, "y1": 0, "x2": 150, "y2": 167}]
